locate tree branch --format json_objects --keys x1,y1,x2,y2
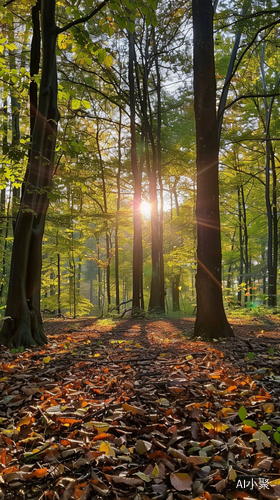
[
  {"x1": 224, "y1": 91, "x2": 280, "y2": 111},
  {"x1": 57, "y1": 0, "x2": 109, "y2": 34},
  {"x1": 3, "y1": 0, "x2": 17, "y2": 6}
]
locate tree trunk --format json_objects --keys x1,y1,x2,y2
[
  {"x1": 192, "y1": 0, "x2": 233, "y2": 340},
  {"x1": 56, "y1": 231, "x2": 61, "y2": 316},
  {"x1": 115, "y1": 108, "x2": 121, "y2": 312},
  {"x1": 238, "y1": 186, "x2": 244, "y2": 307},
  {"x1": 0, "y1": 0, "x2": 59, "y2": 347},
  {"x1": 172, "y1": 277, "x2": 180, "y2": 311},
  {"x1": 96, "y1": 121, "x2": 111, "y2": 308},
  {"x1": 260, "y1": 44, "x2": 279, "y2": 307},
  {"x1": 153, "y1": 27, "x2": 165, "y2": 312},
  {"x1": 129, "y1": 31, "x2": 144, "y2": 312}
]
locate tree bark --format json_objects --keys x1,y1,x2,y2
[
  {"x1": 128, "y1": 31, "x2": 144, "y2": 312},
  {"x1": 0, "y1": 0, "x2": 59, "y2": 347},
  {"x1": 115, "y1": 108, "x2": 122, "y2": 312},
  {"x1": 192, "y1": 0, "x2": 233, "y2": 340}
]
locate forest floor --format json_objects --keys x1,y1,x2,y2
[{"x1": 1, "y1": 314, "x2": 280, "y2": 500}]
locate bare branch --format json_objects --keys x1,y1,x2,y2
[{"x1": 224, "y1": 91, "x2": 280, "y2": 111}]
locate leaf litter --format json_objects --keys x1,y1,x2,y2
[{"x1": 0, "y1": 316, "x2": 280, "y2": 499}]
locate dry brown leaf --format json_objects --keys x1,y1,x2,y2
[
  {"x1": 109, "y1": 475, "x2": 143, "y2": 486},
  {"x1": 122, "y1": 402, "x2": 146, "y2": 416},
  {"x1": 135, "y1": 439, "x2": 152, "y2": 455},
  {"x1": 170, "y1": 472, "x2": 192, "y2": 491}
]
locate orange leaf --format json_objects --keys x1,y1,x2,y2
[
  {"x1": 92, "y1": 433, "x2": 115, "y2": 441},
  {"x1": 31, "y1": 468, "x2": 48, "y2": 478},
  {"x1": 60, "y1": 439, "x2": 71, "y2": 447},
  {"x1": 58, "y1": 418, "x2": 81, "y2": 425},
  {"x1": 0, "y1": 449, "x2": 6, "y2": 465},
  {"x1": 242, "y1": 425, "x2": 257, "y2": 435},
  {"x1": 202, "y1": 493, "x2": 212, "y2": 500}
]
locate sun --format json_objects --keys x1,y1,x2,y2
[{"x1": 140, "y1": 200, "x2": 151, "y2": 217}]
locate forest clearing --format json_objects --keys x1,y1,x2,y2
[{"x1": 0, "y1": 313, "x2": 280, "y2": 500}]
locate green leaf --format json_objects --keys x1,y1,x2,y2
[
  {"x1": 98, "y1": 48, "x2": 107, "y2": 62},
  {"x1": 260, "y1": 424, "x2": 272, "y2": 431},
  {"x1": 247, "y1": 352, "x2": 255, "y2": 359},
  {"x1": 274, "y1": 431, "x2": 280, "y2": 444},
  {"x1": 243, "y1": 419, "x2": 257, "y2": 428},
  {"x1": 118, "y1": 17, "x2": 126, "y2": 30},
  {"x1": 238, "y1": 406, "x2": 247, "y2": 421},
  {"x1": 268, "y1": 347, "x2": 274, "y2": 354},
  {"x1": 128, "y1": 22, "x2": 135, "y2": 34}
]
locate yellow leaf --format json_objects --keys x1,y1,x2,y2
[
  {"x1": 57, "y1": 33, "x2": 67, "y2": 49},
  {"x1": 99, "y1": 441, "x2": 115, "y2": 457},
  {"x1": 94, "y1": 353, "x2": 101, "y2": 357},
  {"x1": 152, "y1": 464, "x2": 160, "y2": 477},
  {"x1": 270, "y1": 478, "x2": 280, "y2": 485},
  {"x1": 221, "y1": 407, "x2": 235, "y2": 417},
  {"x1": 43, "y1": 356, "x2": 51, "y2": 364},
  {"x1": 263, "y1": 403, "x2": 275, "y2": 413},
  {"x1": 203, "y1": 422, "x2": 214, "y2": 430},
  {"x1": 135, "y1": 343, "x2": 142, "y2": 348},
  {"x1": 185, "y1": 355, "x2": 193, "y2": 360},
  {"x1": 228, "y1": 465, "x2": 237, "y2": 480}
]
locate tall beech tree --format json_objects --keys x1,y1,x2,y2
[
  {"x1": 192, "y1": 0, "x2": 233, "y2": 340},
  {"x1": 0, "y1": 0, "x2": 109, "y2": 347}
]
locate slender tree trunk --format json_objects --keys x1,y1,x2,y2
[
  {"x1": 56, "y1": 230, "x2": 61, "y2": 316},
  {"x1": 238, "y1": 187, "x2": 244, "y2": 306},
  {"x1": 97, "y1": 237, "x2": 101, "y2": 310},
  {"x1": 115, "y1": 108, "x2": 121, "y2": 312},
  {"x1": 96, "y1": 122, "x2": 111, "y2": 308},
  {"x1": 0, "y1": 195, "x2": 11, "y2": 301},
  {"x1": 240, "y1": 185, "x2": 249, "y2": 305},
  {"x1": 192, "y1": 0, "x2": 233, "y2": 340},
  {"x1": 129, "y1": 31, "x2": 144, "y2": 312},
  {"x1": 261, "y1": 44, "x2": 279, "y2": 307},
  {"x1": 153, "y1": 27, "x2": 165, "y2": 312},
  {"x1": 172, "y1": 278, "x2": 180, "y2": 312},
  {"x1": 0, "y1": 0, "x2": 59, "y2": 347}
]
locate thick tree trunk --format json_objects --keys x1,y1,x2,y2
[
  {"x1": 0, "y1": 0, "x2": 59, "y2": 347},
  {"x1": 192, "y1": 0, "x2": 233, "y2": 340}
]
